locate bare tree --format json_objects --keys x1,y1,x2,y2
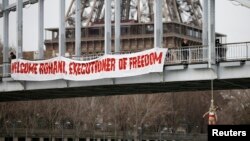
[{"x1": 0, "y1": 89, "x2": 249, "y2": 136}]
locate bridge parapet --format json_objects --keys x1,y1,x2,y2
[
  {"x1": 49, "y1": 42, "x2": 250, "y2": 65},
  {"x1": 217, "y1": 42, "x2": 250, "y2": 61},
  {"x1": 165, "y1": 45, "x2": 208, "y2": 65},
  {"x1": 45, "y1": 41, "x2": 250, "y2": 66},
  {"x1": 1, "y1": 42, "x2": 250, "y2": 79},
  {"x1": 1, "y1": 42, "x2": 250, "y2": 101}
]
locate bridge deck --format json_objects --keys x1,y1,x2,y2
[
  {"x1": 1, "y1": 42, "x2": 250, "y2": 102},
  {"x1": 1, "y1": 78, "x2": 250, "y2": 102}
]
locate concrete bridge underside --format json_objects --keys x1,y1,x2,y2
[{"x1": 1, "y1": 61, "x2": 250, "y2": 102}]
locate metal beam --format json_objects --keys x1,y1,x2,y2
[
  {"x1": 202, "y1": 0, "x2": 208, "y2": 46},
  {"x1": 173, "y1": 0, "x2": 181, "y2": 22},
  {"x1": 202, "y1": 0, "x2": 208, "y2": 61},
  {"x1": 105, "y1": 0, "x2": 111, "y2": 54},
  {"x1": 59, "y1": 0, "x2": 66, "y2": 56},
  {"x1": 2, "y1": 0, "x2": 9, "y2": 78},
  {"x1": 137, "y1": 0, "x2": 141, "y2": 23},
  {"x1": 208, "y1": 0, "x2": 216, "y2": 68},
  {"x1": 232, "y1": 0, "x2": 250, "y2": 8},
  {"x1": 75, "y1": 0, "x2": 81, "y2": 56},
  {"x1": 38, "y1": 0, "x2": 44, "y2": 59},
  {"x1": 85, "y1": 0, "x2": 97, "y2": 26},
  {"x1": 17, "y1": 0, "x2": 23, "y2": 59},
  {"x1": 115, "y1": 0, "x2": 121, "y2": 53},
  {"x1": 148, "y1": 1, "x2": 154, "y2": 21},
  {"x1": 154, "y1": 0, "x2": 163, "y2": 48},
  {"x1": 125, "y1": 0, "x2": 131, "y2": 20},
  {"x1": 0, "y1": 0, "x2": 38, "y2": 18},
  {"x1": 95, "y1": 1, "x2": 105, "y2": 20},
  {"x1": 163, "y1": 1, "x2": 170, "y2": 22},
  {"x1": 66, "y1": 0, "x2": 75, "y2": 19}
]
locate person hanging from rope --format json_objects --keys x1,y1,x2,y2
[{"x1": 203, "y1": 100, "x2": 219, "y2": 125}]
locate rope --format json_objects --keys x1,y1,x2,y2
[
  {"x1": 211, "y1": 79, "x2": 214, "y2": 101},
  {"x1": 210, "y1": 79, "x2": 215, "y2": 110}
]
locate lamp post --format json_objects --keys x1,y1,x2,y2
[{"x1": 55, "y1": 121, "x2": 71, "y2": 141}]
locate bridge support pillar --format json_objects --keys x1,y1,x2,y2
[
  {"x1": 154, "y1": 0, "x2": 163, "y2": 48},
  {"x1": 115, "y1": 0, "x2": 121, "y2": 53},
  {"x1": 38, "y1": 0, "x2": 44, "y2": 59},
  {"x1": 2, "y1": 0, "x2": 9, "y2": 78},
  {"x1": 105, "y1": 0, "x2": 112, "y2": 54},
  {"x1": 75, "y1": 0, "x2": 81, "y2": 56},
  {"x1": 39, "y1": 137, "x2": 43, "y2": 141},
  {"x1": 208, "y1": 0, "x2": 216, "y2": 68},
  {"x1": 59, "y1": 0, "x2": 66, "y2": 56},
  {"x1": 0, "y1": 137, "x2": 4, "y2": 141},
  {"x1": 202, "y1": 0, "x2": 208, "y2": 60},
  {"x1": 17, "y1": 0, "x2": 23, "y2": 59}
]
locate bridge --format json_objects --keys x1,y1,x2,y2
[
  {"x1": 1, "y1": 0, "x2": 250, "y2": 101},
  {"x1": 1, "y1": 42, "x2": 250, "y2": 101}
]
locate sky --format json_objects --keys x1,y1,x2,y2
[{"x1": 0, "y1": 0, "x2": 250, "y2": 51}]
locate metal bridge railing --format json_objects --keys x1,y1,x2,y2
[
  {"x1": 1, "y1": 42, "x2": 250, "y2": 79},
  {"x1": 216, "y1": 42, "x2": 250, "y2": 61},
  {"x1": 71, "y1": 50, "x2": 142, "y2": 61},
  {"x1": 165, "y1": 42, "x2": 250, "y2": 64},
  {"x1": 71, "y1": 47, "x2": 209, "y2": 65},
  {"x1": 71, "y1": 53, "x2": 104, "y2": 61},
  {"x1": 0, "y1": 63, "x2": 11, "y2": 79},
  {"x1": 71, "y1": 42, "x2": 250, "y2": 65},
  {"x1": 165, "y1": 46, "x2": 208, "y2": 65}
]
